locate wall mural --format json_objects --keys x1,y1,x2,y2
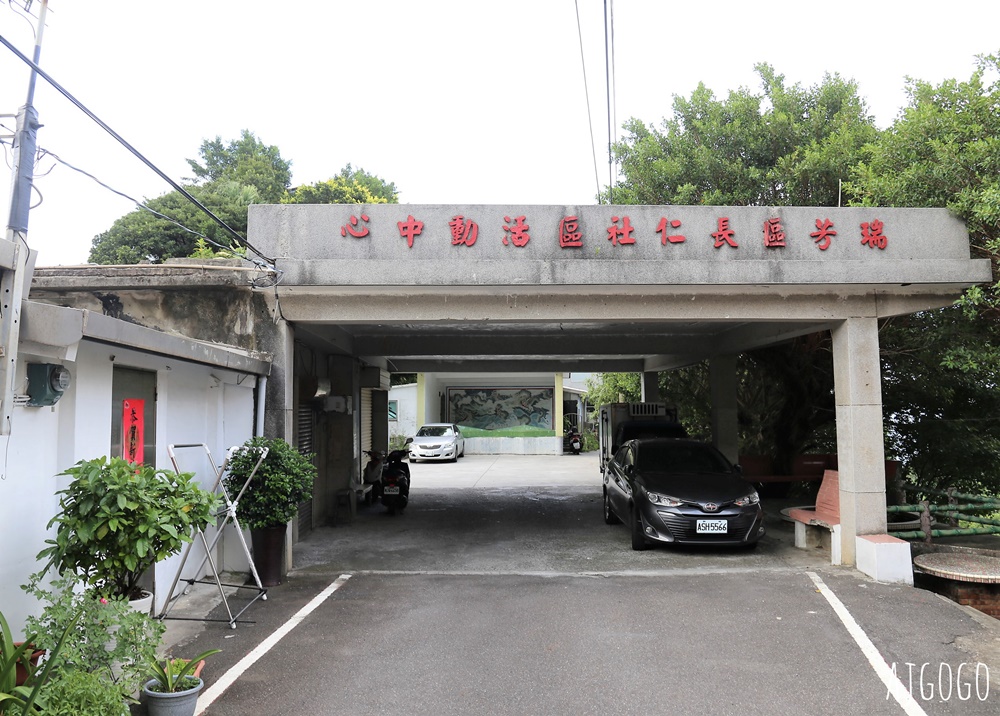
[{"x1": 449, "y1": 387, "x2": 553, "y2": 430}]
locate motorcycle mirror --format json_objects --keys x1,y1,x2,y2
[{"x1": 405, "y1": 437, "x2": 413, "y2": 445}]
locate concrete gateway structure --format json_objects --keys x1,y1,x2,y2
[{"x1": 32, "y1": 203, "x2": 991, "y2": 574}]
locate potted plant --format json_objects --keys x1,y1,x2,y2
[
  {"x1": 36, "y1": 456, "x2": 218, "y2": 605},
  {"x1": 37, "y1": 670, "x2": 130, "y2": 716},
  {"x1": 223, "y1": 437, "x2": 316, "y2": 586},
  {"x1": 22, "y1": 573, "x2": 164, "y2": 701},
  {"x1": 143, "y1": 648, "x2": 221, "y2": 716},
  {"x1": 1, "y1": 606, "x2": 80, "y2": 716}
]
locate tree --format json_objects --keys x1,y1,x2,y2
[
  {"x1": 88, "y1": 181, "x2": 258, "y2": 264},
  {"x1": 187, "y1": 129, "x2": 292, "y2": 203},
  {"x1": 284, "y1": 165, "x2": 398, "y2": 205},
  {"x1": 610, "y1": 64, "x2": 878, "y2": 207},
  {"x1": 607, "y1": 65, "x2": 872, "y2": 468},
  {"x1": 847, "y1": 51, "x2": 1000, "y2": 491}
]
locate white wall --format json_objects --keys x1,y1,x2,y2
[
  {"x1": 389, "y1": 383, "x2": 418, "y2": 441},
  {"x1": 0, "y1": 340, "x2": 258, "y2": 636}
]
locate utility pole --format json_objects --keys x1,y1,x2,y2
[{"x1": 0, "y1": 0, "x2": 47, "y2": 436}]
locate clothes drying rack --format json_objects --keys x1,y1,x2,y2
[{"x1": 157, "y1": 443, "x2": 268, "y2": 629}]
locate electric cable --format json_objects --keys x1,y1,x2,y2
[
  {"x1": 0, "y1": 31, "x2": 275, "y2": 267},
  {"x1": 574, "y1": 0, "x2": 602, "y2": 203},
  {"x1": 37, "y1": 148, "x2": 240, "y2": 255}
]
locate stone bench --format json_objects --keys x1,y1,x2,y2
[{"x1": 788, "y1": 469, "x2": 842, "y2": 564}]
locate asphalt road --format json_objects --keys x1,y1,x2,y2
[{"x1": 151, "y1": 454, "x2": 1000, "y2": 716}]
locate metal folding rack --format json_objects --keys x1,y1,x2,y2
[{"x1": 157, "y1": 443, "x2": 269, "y2": 629}]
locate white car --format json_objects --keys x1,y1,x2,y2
[{"x1": 408, "y1": 423, "x2": 465, "y2": 462}]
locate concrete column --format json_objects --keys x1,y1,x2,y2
[
  {"x1": 832, "y1": 317, "x2": 887, "y2": 566},
  {"x1": 640, "y1": 371, "x2": 659, "y2": 402},
  {"x1": 709, "y1": 355, "x2": 739, "y2": 464},
  {"x1": 416, "y1": 373, "x2": 426, "y2": 426},
  {"x1": 264, "y1": 319, "x2": 294, "y2": 440},
  {"x1": 554, "y1": 373, "x2": 564, "y2": 454}
]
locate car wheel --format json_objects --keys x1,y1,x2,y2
[
  {"x1": 630, "y1": 504, "x2": 648, "y2": 551},
  {"x1": 603, "y1": 490, "x2": 620, "y2": 525}
]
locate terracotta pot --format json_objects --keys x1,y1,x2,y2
[
  {"x1": 13, "y1": 642, "x2": 45, "y2": 686},
  {"x1": 251, "y1": 525, "x2": 286, "y2": 586}
]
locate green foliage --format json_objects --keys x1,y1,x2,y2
[
  {"x1": 187, "y1": 129, "x2": 292, "y2": 203},
  {"x1": 146, "y1": 649, "x2": 220, "y2": 694},
  {"x1": 458, "y1": 426, "x2": 554, "y2": 438},
  {"x1": 187, "y1": 237, "x2": 246, "y2": 260},
  {"x1": 224, "y1": 437, "x2": 316, "y2": 530},
  {"x1": 284, "y1": 164, "x2": 398, "y2": 205},
  {"x1": 583, "y1": 373, "x2": 641, "y2": 410},
  {"x1": 610, "y1": 64, "x2": 878, "y2": 206},
  {"x1": 88, "y1": 182, "x2": 258, "y2": 264},
  {"x1": 36, "y1": 457, "x2": 218, "y2": 599},
  {"x1": 22, "y1": 574, "x2": 164, "y2": 700},
  {"x1": 39, "y1": 671, "x2": 128, "y2": 716},
  {"x1": 1, "y1": 606, "x2": 81, "y2": 715}
]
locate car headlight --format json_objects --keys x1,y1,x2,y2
[
  {"x1": 734, "y1": 491, "x2": 760, "y2": 507},
  {"x1": 645, "y1": 489, "x2": 683, "y2": 507}
]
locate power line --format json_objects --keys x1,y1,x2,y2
[
  {"x1": 37, "y1": 148, "x2": 242, "y2": 255},
  {"x1": 574, "y1": 0, "x2": 601, "y2": 203},
  {"x1": 0, "y1": 31, "x2": 275, "y2": 267}
]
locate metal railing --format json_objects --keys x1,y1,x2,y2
[{"x1": 888, "y1": 486, "x2": 1000, "y2": 542}]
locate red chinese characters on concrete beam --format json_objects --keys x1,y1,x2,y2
[
  {"x1": 560, "y1": 216, "x2": 582, "y2": 248},
  {"x1": 607, "y1": 216, "x2": 636, "y2": 246},
  {"x1": 336, "y1": 211, "x2": 891, "y2": 253},
  {"x1": 502, "y1": 215, "x2": 531, "y2": 247},
  {"x1": 397, "y1": 215, "x2": 423, "y2": 248},
  {"x1": 811, "y1": 218, "x2": 837, "y2": 251},
  {"x1": 861, "y1": 219, "x2": 888, "y2": 250},
  {"x1": 712, "y1": 217, "x2": 737, "y2": 249},
  {"x1": 449, "y1": 215, "x2": 478, "y2": 247},
  {"x1": 763, "y1": 218, "x2": 786, "y2": 248},
  {"x1": 340, "y1": 213, "x2": 370, "y2": 238},
  {"x1": 656, "y1": 217, "x2": 685, "y2": 245}
]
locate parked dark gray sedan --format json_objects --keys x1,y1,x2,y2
[{"x1": 603, "y1": 438, "x2": 764, "y2": 550}]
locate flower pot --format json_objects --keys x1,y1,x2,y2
[
  {"x1": 251, "y1": 525, "x2": 286, "y2": 586},
  {"x1": 128, "y1": 589, "x2": 154, "y2": 615},
  {"x1": 13, "y1": 642, "x2": 44, "y2": 686},
  {"x1": 143, "y1": 677, "x2": 204, "y2": 716}
]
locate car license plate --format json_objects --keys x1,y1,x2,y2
[
  {"x1": 384, "y1": 486, "x2": 400, "y2": 495},
  {"x1": 696, "y1": 519, "x2": 727, "y2": 534}
]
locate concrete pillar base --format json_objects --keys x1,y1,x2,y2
[
  {"x1": 793, "y1": 522, "x2": 842, "y2": 565},
  {"x1": 856, "y1": 534, "x2": 913, "y2": 585}
]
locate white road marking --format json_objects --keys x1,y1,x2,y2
[
  {"x1": 194, "y1": 574, "x2": 352, "y2": 714},
  {"x1": 806, "y1": 571, "x2": 928, "y2": 716}
]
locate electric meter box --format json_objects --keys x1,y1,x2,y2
[{"x1": 27, "y1": 363, "x2": 72, "y2": 407}]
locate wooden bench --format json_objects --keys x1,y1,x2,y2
[
  {"x1": 788, "y1": 469, "x2": 842, "y2": 564},
  {"x1": 738, "y1": 454, "x2": 831, "y2": 496}
]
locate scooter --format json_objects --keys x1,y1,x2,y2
[
  {"x1": 380, "y1": 448, "x2": 411, "y2": 515},
  {"x1": 568, "y1": 428, "x2": 582, "y2": 455},
  {"x1": 362, "y1": 449, "x2": 386, "y2": 505}
]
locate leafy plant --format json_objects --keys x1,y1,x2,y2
[
  {"x1": 1, "y1": 606, "x2": 80, "y2": 715},
  {"x1": 146, "y1": 649, "x2": 221, "y2": 694},
  {"x1": 38, "y1": 670, "x2": 129, "y2": 716},
  {"x1": 22, "y1": 574, "x2": 164, "y2": 699},
  {"x1": 37, "y1": 456, "x2": 218, "y2": 599},
  {"x1": 224, "y1": 438, "x2": 315, "y2": 530}
]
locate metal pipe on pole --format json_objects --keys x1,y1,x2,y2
[{"x1": 1, "y1": 0, "x2": 47, "y2": 437}]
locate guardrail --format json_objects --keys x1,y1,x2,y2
[{"x1": 887, "y1": 486, "x2": 1000, "y2": 542}]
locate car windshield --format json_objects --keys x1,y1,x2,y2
[
  {"x1": 636, "y1": 443, "x2": 732, "y2": 474},
  {"x1": 417, "y1": 426, "x2": 453, "y2": 437}
]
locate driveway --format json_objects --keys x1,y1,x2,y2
[{"x1": 154, "y1": 455, "x2": 1000, "y2": 715}]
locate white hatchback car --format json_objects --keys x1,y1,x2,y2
[{"x1": 408, "y1": 423, "x2": 465, "y2": 462}]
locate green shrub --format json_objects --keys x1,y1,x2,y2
[
  {"x1": 40, "y1": 670, "x2": 128, "y2": 716},
  {"x1": 37, "y1": 456, "x2": 218, "y2": 599},
  {"x1": 224, "y1": 437, "x2": 316, "y2": 530}
]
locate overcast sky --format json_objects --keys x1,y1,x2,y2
[{"x1": 2, "y1": 1, "x2": 998, "y2": 266}]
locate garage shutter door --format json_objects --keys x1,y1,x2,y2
[
  {"x1": 361, "y1": 388, "x2": 373, "y2": 459},
  {"x1": 296, "y1": 403, "x2": 315, "y2": 535}
]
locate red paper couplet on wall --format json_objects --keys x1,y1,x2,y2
[{"x1": 122, "y1": 399, "x2": 145, "y2": 464}]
